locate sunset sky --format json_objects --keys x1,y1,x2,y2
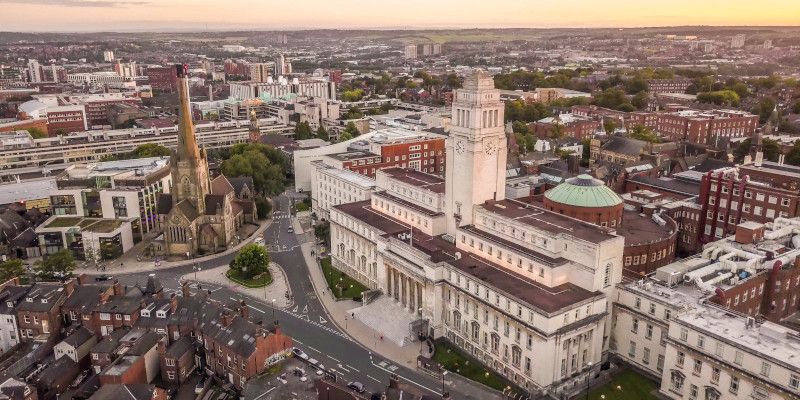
[{"x1": 1, "y1": 0, "x2": 799, "y2": 32}]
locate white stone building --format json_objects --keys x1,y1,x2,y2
[
  {"x1": 327, "y1": 71, "x2": 626, "y2": 397},
  {"x1": 310, "y1": 160, "x2": 376, "y2": 220}
]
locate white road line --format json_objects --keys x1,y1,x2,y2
[
  {"x1": 327, "y1": 355, "x2": 341, "y2": 363},
  {"x1": 247, "y1": 305, "x2": 265, "y2": 313},
  {"x1": 337, "y1": 364, "x2": 350, "y2": 373},
  {"x1": 371, "y1": 361, "x2": 438, "y2": 394},
  {"x1": 347, "y1": 365, "x2": 360, "y2": 372},
  {"x1": 293, "y1": 338, "x2": 304, "y2": 345},
  {"x1": 307, "y1": 345, "x2": 322, "y2": 354},
  {"x1": 252, "y1": 386, "x2": 276, "y2": 400},
  {"x1": 367, "y1": 374, "x2": 381, "y2": 383}
]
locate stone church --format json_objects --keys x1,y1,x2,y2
[{"x1": 155, "y1": 64, "x2": 257, "y2": 258}]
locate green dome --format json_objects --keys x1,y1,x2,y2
[{"x1": 544, "y1": 174, "x2": 622, "y2": 208}]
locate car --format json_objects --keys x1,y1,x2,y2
[
  {"x1": 287, "y1": 227, "x2": 294, "y2": 233},
  {"x1": 347, "y1": 382, "x2": 366, "y2": 393},
  {"x1": 307, "y1": 358, "x2": 319, "y2": 366},
  {"x1": 95, "y1": 274, "x2": 113, "y2": 281},
  {"x1": 292, "y1": 348, "x2": 309, "y2": 360},
  {"x1": 315, "y1": 369, "x2": 324, "y2": 376},
  {"x1": 194, "y1": 376, "x2": 207, "y2": 394}
]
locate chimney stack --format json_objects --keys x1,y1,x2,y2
[
  {"x1": 181, "y1": 281, "x2": 191, "y2": 298},
  {"x1": 169, "y1": 293, "x2": 178, "y2": 313},
  {"x1": 221, "y1": 311, "x2": 234, "y2": 327}
]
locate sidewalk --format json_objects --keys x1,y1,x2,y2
[
  {"x1": 74, "y1": 219, "x2": 272, "y2": 275},
  {"x1": 182, "y1": 261, "x2": 293, "y2": 309},
  {"x1": 299, "y1": 241, "x2": 421, "y2": 368}
]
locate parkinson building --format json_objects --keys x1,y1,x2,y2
[{"x1": 328, "y1": 71, "x2": 625, "y2": 397}]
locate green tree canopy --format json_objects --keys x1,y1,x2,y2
[
  {"x1": 342, "y1": 106, "x2": 364, "y2": 120},
  {"x1": 344, "y1": 121, "x2": 360, "y2": 136},
  {"x1": 316, "y1": 126, "x2": 329, "y2": 141},
  {"x1": 511, "y1": 121, "x2": 530, "y2": 134},
  {"x1": 26, "y1": 127, "x2": 47, "y2": 139},
  {"x1": 341, "y1": 88, "x2": 365, "y2": 102},
  {"x1": 593, "y1": 88, "x2": 635, "y2": 111},
  {"x1": 131, "y1": 143, "x2": 171, "y2": 158},
  {"x1": 294, "y1": 121, "x2": 314, "y2": 140},
  {"x1": 631, "y1": 91, "x2": 649, "y2": 110},
  {"x1": 697, "y1": 90, "x2": 741, "y2": 107},
  {"x1": 603, "y1": 118, "x2": 618, "y2": 135},
  {"x1": 753, "y1": 97, "x2": 777, "y2": 124},
  {"x1": 230, "y1": 243, "x2": 269, "y2": 279},
  {"x1": 0, "y1": 259, "x2": 26, "y2": 283},
  {"x1": 35, "y1": 249, "x2": 76, "y2": 280},
  {"x1": 785, "y1": 141, "x2": 800, "y2": 166},
  {"x1": 733, "y1": 138, "x2": 781, "y2": 163},
  {"x1": 338, "y1": 131, "x2": 353, "y2": 143},
  {"x1": 221, "y1": 144, "x2": 288, "y2": 195},
  {"x1": 504, "y1": 100, "x2": 551, "y2": 123},
  {"x1": 628, "y1": 125, "x2": 661, "y2": 143},
  {"x1": 255, "y1": 196, "x2": 272, "y2": 219}
]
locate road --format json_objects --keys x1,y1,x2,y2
[{"x1": 112, "y1": 192, "x2": 481, "y2": 399}]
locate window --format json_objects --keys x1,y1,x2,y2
[
  {"x1": 676, "y1": 351, "x2": 685, "y2": 367},
  {"x1": 100, "y1": 313, "x2": 110, "y2": 321},
  {"x1": 167, "y1": 371, "x2": 175, "y2": 380},
  {"x1": 760, "y1": 361, "x2": 770, "y2": 377},
  {"x1": 635, "y1": 297, "x2": 641, "y2": 309},
  {"x1": 166, "y1": 358, "x2": 176, "y2": 367},
  {"x1": 790, "y1": 374, "x2": 799, "y2": 389},
  {"x1": 649, "y1": 303, "x2": 656, "y2": 315},
  {"x1": 680, "y1": 328, "x2": 688, "y2": 341},
  {"x1": 645, "y1": 324, "x2": 653, "y2": 339},
  {"x1": 711, "y1": 367, "x2": 720, "y2": 384},
  {"x1": 697, "y1": 335, "x2": 705, "y2": 348},
  {"x1": 689, "y1": 384, "x2": 698, "y2": 400},
  {"x1": 642, "y1": 347, "x2": 650, "y2": 364},
  {"x1": 628, "y1": 341, "x2": 636, "y2": 357},
  {"x1": 632, "y1": 319, "x2": 639, "y2": 333},
  {"x1": 693, "y1": 359, "x2": 702, "y2": 375},
  {"x1": 729, "y1": 376, "x2": 739, "y2": 394},
  {"x1": 734, "y1": 351, "x2": 743, "y2": 365}
]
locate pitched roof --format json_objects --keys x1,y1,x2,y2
[
  {"x1": 210, "y1": 175, "x2": 235, "y2": 196},
  {"x1": 62, "y1": 326, "x2": 95, "y2": 347},
  {"x1": 88, "y1": 384, "x2": 159, "y2": 400},
  {"x1": 156, "y1": 193, "x2": 173, "y2": 215},
  {"x1": 227, "y1": 176, "x2": 254, "y2": 197},
  {"x1": 601, "y1": 136, "x2": 647, "y2": 156},
  {"x1": 174, "y1": 199, "x2": 199, "y2": 221},
  {"x1": 204, "y1": 194, "x2": 227, "y2": 215}
]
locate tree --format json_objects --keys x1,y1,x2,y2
[
  {"x1": 220, "y1": 145, "x2": 287, "y2": 195},
  {"x1": 697, "y1": 90, "x2": 740, "y2": 107},
  {"x1": 628, "y1": 125, "x2": 660, "y2": 143},
  {"x1": 631, "y1": 91, "x2": 649, "y2": 110},
  {"x1": 446, "y1": 73, "x2": 463, "y2": 89},
  {"x1": 230, "y1": 243, "x2": 269, "y2": 279},
  {"x1": 603, "y1": 118, "x2": 618, "y2": 135},
  {"x1": 255, "y1": 196, "x2": 272, "y2": 219},
  {"x1": 592, "y1": 88, "x2": 634, "y2": 111},
  {"x1": 549, "y1": 123, "x2": 565, "y2": 140},
  {"x1": 316, "y1": 126, "x2": 329, "y2": 141},
  {"x1": 294, "y1": 121, "x2": 314, "y2": 140},
  {"x1": 35, "y1": 249, "x2": 76, "y2": 280},
  {"x1": 792, "y1": 100, "x2": 800, "y2": 115},
  {"x1": 624, "y1": 76, "x2": 648, "y2": 94},
  {"x1": 342, "y1": 106, "x2": 364, "y2": 120},
  {"x1": 27, "y1": 127, "x2": 47, "y2": 139},
  {"x1": 314, "y1": 221, "x2": 331, "y2": 245},
  {"x1": 0, "y1": 259, "x2": 26, "y2": 283},
  {"x1": 504, "y1": 100, "x2": 551, "y2": 123},
  {"x1": 786, "y1": 141, "x2": 800, "y2": 166},
  {"x1": 338, "y1": 131, "x2": 353, "y2": 143},
  {"x1": 753, "y1": 97, "x2": 777, "y2": 124},
  {"x1": 733, "y1": 138, "x2": 781, "y2": 163},
  {"x1": 131, "y1": 143, "x2": 171, "y2": 158},
  {"x1": 341, "y1": 88, "x2": 365, "y2": 102},
  {"x1": 511, "y1": 121, "x2": 530, "y2": 135},
  {"x1": 344, "y1": 121, "x2": 360, "y2": 137}
]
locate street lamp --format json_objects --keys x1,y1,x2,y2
[
  {"x1": 193, "y1": 264, "x2": 201, "y2": 280},
  {"x1": 271, "y1": 298, "x2": 276, "y2": 320},
  {"x1": 585, "y1": 361, "x2": 593, "y2": 400},
  {"x1": 441, "y1": 370, "x2": 448, "y2": 397}
]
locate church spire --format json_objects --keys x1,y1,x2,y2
[
  {"x1": 175, "y1": 64, "x2": 202, "y2": 163},
  {"x1": 248, "y1": 109, "x2": 260, "y2": 143}
]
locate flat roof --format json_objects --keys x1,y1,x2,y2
[
  {"x1": 480, "y1": 198, "x2": 617, "y2": 244},
  {"x1": 0, "y1": 178, "x2": 57, "y2": 204},
  {"x1": 380, "y1": 168, "x2": 445, "y2": 194},
  {"x1": 313, "y1": 161, "x2": 376, "y2": 189},
  {"x1": 618, "y1": 211, "x2": 676, "y2": 247}
]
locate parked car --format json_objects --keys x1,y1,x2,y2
[
  {"x1": 195, "y1": 376, "x2": 207, "y2": 394},
  {"x1": 287, "y1": 227, "x2": 294, "y2": 233},
  {"x1": 347, "y1": 382, "x2": 366, "y2": 393},
  {"x1": 292, "y1": 348, "x2": 309, "y2": 360},
  {"x1": 95, "y1": 274, "x2": 113, "y2": 281}
]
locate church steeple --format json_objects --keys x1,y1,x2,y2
[
  {"x1": 176, "y1": 64, "x2": 202, "y2": 164},
  {"x1": 248, "y1": 110, "x2": 260, "y2": 143}
]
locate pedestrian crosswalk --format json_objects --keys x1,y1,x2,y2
[{"x1": 271, "y1": 213, "x2": 293, "y2": 220}]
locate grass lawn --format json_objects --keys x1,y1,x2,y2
[
  {"x1": 432, "y1": 339, "x2": 513, "y2": 392},
  {"x1": 587, "y1": 369, "x2": 659, "y2": 400},
  {"x1": 226, "y1": 268, "x2": 272, "y2": 288},
  {"x1": 319, "y1": 257, "x2": 368, "y2": 299}
]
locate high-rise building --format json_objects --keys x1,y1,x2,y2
[
  {"x1": 731, "y1": 34, "x2": 746, "y2": 48},
  {"x1": 274, "y1": 54, "x2": 291, "y2": 76},
  {"x1": 114, "y1": 60, "x2": 137, "y2": 78},
  {"x1": 103, "y1": 50, "x2": 115, "y2": 62},
  {"x1": 26, "y1": 59, "x2": 41, "y2": 83},
  {"x1": 432, "y1": 43, "x2": 442, "y2": 55},
  {"x1": 763, "y1": 39, "x2": 773, "y2": 49},
  {"x1": 248, "y1": 62, "x2": 271, "y2": 82},
  {"x1": 403, "y1": 44, "x2": 417, "y2": 59}
]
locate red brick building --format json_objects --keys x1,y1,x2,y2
[
  {"x1": 16, "y1": 282, "x2": 71, "y2": 342},
  {"x1": 46, "y1": 105, "x2": 87, "y2": 134},
  {"x1": 83, "y1": 98, "x2": 141, "y2": 127},
  {"x1": 530, "y1": 114, "x2": 601, "y2": 141},
  {"x1": 323, "y1": 135, "x2": 446, "y2": 178},
  {"x1": 646, "y1": 78, "x2": 693, "y2": 94},
  {"x1": 146, "y1": 66, "x2": 178, "y2": 92},
  {"x1": 698, "y1": 162, "x2": 800, "y2": 243}
]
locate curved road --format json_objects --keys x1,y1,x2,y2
[{"x1": 110, "y1": 193, "x2": 485, "y2": 399}]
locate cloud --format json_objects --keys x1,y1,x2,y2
[{"x1": 0, "y1": 0, "x2": 149, "y2": 7}]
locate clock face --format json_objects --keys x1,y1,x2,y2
[
  {"x1": 455, "y1": 140, "x2": 466, "y2": 154},
  {"x1": 484, "y1": 139, "x2": 497, "y2": 156}
]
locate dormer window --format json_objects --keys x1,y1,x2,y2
[
  {"x1": 156, "y1": 311, "x2": 166, "y2": 318},
  {"x1": 6, "y1": 302, "x2": 12, "y2": 308},
  {"x1": 40, "y1": 298, "x2": 48, "y2": 304},
  {"x1": 25, "y1": 297, "x2": 32, "y2": 303},
  {"x1": 141, "y1": 310, "x2": 150, "y2": 317}
]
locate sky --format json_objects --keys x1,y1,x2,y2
[{"x1": 1, "y1": 0, "x2": 799, "y2": 32}]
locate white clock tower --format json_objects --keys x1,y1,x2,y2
[{"x1": 444, "y1": 70, "x2": 507, "y2": 235}]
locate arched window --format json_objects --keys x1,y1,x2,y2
[
  {"x1": 490, "y1": 333, "x2": 500, "y2": 354},
  {"x1": 471, "y1": 321, "x2": 480, "y2": 342},
  {"x1": 452, "y1": 311, "x2": 461, "y2": 331}
]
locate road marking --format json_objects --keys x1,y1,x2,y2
[
  {"x1": 251, "y1": 386, "x2": 275, "y2": 400},
  {"x1": 292, "y1": 305, "x2": 298, "y2": 313},
  {"x1": 370, "y1": 361, "x2": 439, "y2": 394},
  {"x1": 319, "y1": 316, "x2": 327, "y2": 324},
  {"x1": 293, "y1": 338, "x2": 304, "y2": 345},
  {"x1": 347, "y1": 365, "x2": 360, "y2": 373},
  {"x1": 302, "y1": 305, "x2": 308, "y2": 313},
  {"x1": 247, "y1": 305, "x2": 265, "y2": 313},
  {"x1": 337, "y1": 364, "x2": 350, "y2": 373},
  {"x1": 327, "y1": 355, "x2": 341, "y2": 363},
  {"x1": 367, "y1": 374, "x2": 381, "y2": 383},
  {"x1": 307, "y1": 345, "x2": 321, "y2": 354}
]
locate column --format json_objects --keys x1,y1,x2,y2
[
  {"x1": 400, "y1": 273, "x2": 407, "y2": 306},
  {"x1": 409, "y1": 279, "x2": 416, "y2": 312},
  {"x1": 386, "y1": 267, "x2": 392, "y2": 297},
  {"x1": 417, "y1": 282, "x2": 423, "y2": 315},
  {"x1": 394, "y1": 270, "x2": 400, "y2": 301}
]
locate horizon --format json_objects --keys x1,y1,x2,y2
[{"x1": 2, "y1": 0, "x2": 799, "y2": 33}]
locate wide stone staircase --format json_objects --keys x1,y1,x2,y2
[{"x1": 348, "y1": 295, "x2": 416, "y2": 347}]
